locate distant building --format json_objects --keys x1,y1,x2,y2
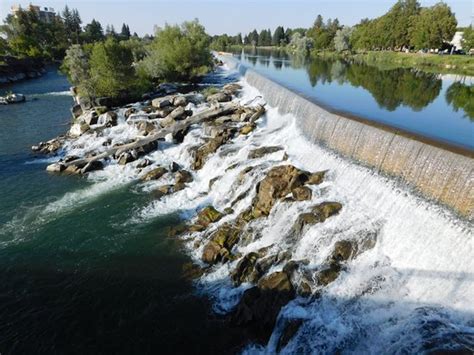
[
  {"x1": 11, "y1": 4, "x2": 56, "y2": 23},
  {"x1": 450, "y1": 31, "x2": 464, "y2": 50}
]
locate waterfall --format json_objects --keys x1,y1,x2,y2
[{"x1": 221, "y1": 55, "x2": 473, "y2": 220}]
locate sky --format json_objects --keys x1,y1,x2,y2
[{"x1": 1, "y1": 0, "x2": 472, "y2": 36}]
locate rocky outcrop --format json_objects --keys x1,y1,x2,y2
[
  {"x1": 248, "y1": 146, "x2": 284, "y2": 159},
  {"x1": 230, "y1": 271, "x2": 295, "y2": 344},
  {"x1": 202, "y1": 223, "x2": 240, "y2": 264},
  {"x1": 141, "y1": 167, "x2": 168, "y2": 181}
]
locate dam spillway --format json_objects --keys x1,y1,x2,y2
[{"x1": 221, "y1": 54, "x2": 474, "y2": 219}]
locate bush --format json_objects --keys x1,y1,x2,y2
[
  {"x1": 140, "y1": 19, "x2": 212, "y2": 82},
  {"x1": 89, "y1": 38, "x2": 151, "y2": 99}
]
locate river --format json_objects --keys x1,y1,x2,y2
[
  {"x1": 232, "y1": 48, "x2": 473, "y2": 151},
  {"x1": 0, "y1": 69, "x2": 238, "y2": 354},
  {"x1": 0, "y1": 63, "x2": 472, "y2": 354}
]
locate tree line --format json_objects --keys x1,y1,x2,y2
[
  {"x1": 211, "y1": 0, "x2": 471, "y2": 54},
  {"x1": 0, "y1": 5, "x2": 137, "y2": 60}
]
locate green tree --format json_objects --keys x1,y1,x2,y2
[
  {"x1": 272, "y1": 26, "x2": 285, "y2": 46},
  {"x1": 461, "y1": 26, "x2": 474, "y2": 51},
  {"x1": 82, "y1": 19, "x2": 104, "y2": 43},
  {"x1": 61, "y1": 44, "x2": 92, "y2": 97},
  {"x1": 89, "y1": 38, "x2": 148, "y2": 98},
  {"x1": 62, "y1": 6, "x2": 82, "y2": 44},
  {"x1": 121, "y1": 23, "x2": 131, "y2": 40},
  {"x1": 334, "y1": 26, "x2": 353, "y2": 52},
  {"x1": 140, "y1": 19, "x2": 212, "y2": 82},
  {"x1": 410, "y1": 2, "x2": 457, "y2": 49}
]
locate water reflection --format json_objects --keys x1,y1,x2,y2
[
  {"x1": 234, "y1": 48, "x2": 473, "y2": 120},
  {"x1": 446, "y1": 82, "x2": 474, "y2": 121}
]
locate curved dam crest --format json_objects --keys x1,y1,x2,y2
[{"x1": 220, "y1": 55, "x2": 474, "y2": 219}]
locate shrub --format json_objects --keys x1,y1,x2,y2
[{"x1": 140, "y1": 19, "x2": 212, "y2": 82}]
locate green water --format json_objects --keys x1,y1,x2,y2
[{"x1": 0, "y1": 70, "x2": 237, "y2": 354}]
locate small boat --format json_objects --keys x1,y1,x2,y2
[{"x1": 0, "y1": 93, "x2": 26, "y2": 105}]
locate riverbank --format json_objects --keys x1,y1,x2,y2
[
  {"x1": 312, "y1": 50, "x2": 474, "y2": 76},
  {"x1": 0, "y1": 56, "x2": 46, "y2": 84}
]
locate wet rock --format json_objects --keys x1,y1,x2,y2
[
  {"x1": 192, "y1": 129, "x2": 234, "y2": 170},
  {"x1": 175, "y1": 170, "x2": 193, "y2": 184},
  {"x1": 151, "y1": 97, "x2": 171, "y2": 108},
  {"x1": 103, "y1": 111, "x2": 118, "y2": 127},
  {"x1": 141, "y1": 167, "x2": 168, "y2": 181},
  {"x1": 312, "y1": 201, "x2": 343, "y2": 222},
  {"x1": 209, "y1": 176, "x2": 219, "y2": 189},
  {"x1": 64, "y1": 164, "x2": 82, "y2": 175},
  {"x1": 136, "y1": 141, "x2": 158, "y2": 155},
  {"x1": 297, "y1": 280, "x2": 312, "y2": 297},
  {"x1": 240, "y1": 124, "x2": 255, "y2": 135},
  {"x1": 46, "y1": 163, "x2": 65, "y2": 173},
  {"x1": 170, "y1": 162, "x2": 181, "y2": 172},
  {"x1": 202, "y1": 223, "x2": 241, "y2": 264},
  {"x1": 137, "y1": 121, "x2": 156, "y2": 135},
  {"x1": 230, "y1": 271, "x2": 295, "y2": 344},
  {"x1": 137, "y1": 158, "x2": 152, "y2": 169},
  {"x1": 69, "y1": 122, "x2": 90, "y2": 137},
  {"x1": 124, "y1": 107, "x2": 137, "y2": 119},
  {"x1": 118, "y1": 151, "x2": 137, "y2": 165},
  {"x1": 71, "y1": 104, "x2": 83, "y2": 119},
  {"x1": 173, "y1": 181, "x2": 186, "y2": 192},
  {"x1": 173, "y1": 95, "x2": 187, "y2": 107},
  {"x1": 207, "y1": 92, "x2": 231, "y2": 103},
  {"x1": 168, "y1": 106, "x2": 188, "y2": 121},
  {"x1": 290, "y1": 202, "x2": 342, "y2": 240},
  {"x1": 154, "y1": 184, "x2": 174, "y2": 199},
  {"x1": 276, "y1": 319, "x2": 303, "y2": 352},
  {"x1": 248, "y1": 146, "x2": 284, "y2": 159},
  {"x1": 231, "y1": 252, "x2": 259, "y2": 285},
  {"x1": 196, "y1": 206, "x2": 223, "y2": 227},
  {"x1": 316, "y1": 261, "x2": 342, "y2": 286},
  {"x1": 80, "y1": 160, "x2": 104, "y2": 174},
  {"x1": 332, "y1": 240, "x2": 356, "y2": 262},
  {"x1": 83, "y1": 111, "x2": 98, "y2": 126},
  {"x1": 252, "y1": 165, "x2": 309, "y2": 217},
  {"x1": 292, "y1": 186, "x2": 312, "y2": 201},
  {"x1": 223, "y1": 83, "x2": 242, "y2": 95},
  {"x1": 306, "y1": 171, "x2": 326, "y2": 185}
]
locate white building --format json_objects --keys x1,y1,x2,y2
[
  {"x1": 450, "y1": 31, "x2": 464, "y2": 50},
  {"x1": 11, "y1": 4, "x2": 56, "y2": 23}
]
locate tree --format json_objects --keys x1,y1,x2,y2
[
  {"x1": 140, "y1": 19, "x2": 213, "y2": 82},
  {"x1": 461, "y1": 26, "x2": 474, "y2": 51},
  {"x1": 334, "y1": 26, "x2": 353, "y2": 52},
  {"x1": 106, "y1": 24, "x2": 117, "y2": 38},
  {"x1": 61, "y1": 44, "x2": 92, "y2": 96},
  {"x1": 121, "y1": 23, "x2": 131, "y2": 40},
  {"x1": 62, "y1": 6, "x2": 81, "y2": 44},
  {"x1": 82, "y1": 19, "x2": 104, "y2": 43},
  {"x1": 272, "y1": 26, "x2": 285, "y2": 46},
  {"x1": 89, "y1": 38, "x2": 147, "y2": 98},
  {"x1": 410, "y1": 2, "x2": 457, "y2": 49},
  {"x1": 446, "y1": 82, "x2": 474, "y2": 119},
  {"x1": 249, "y1": 29, "x2": 259, "y2": 46}
]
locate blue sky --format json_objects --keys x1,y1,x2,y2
[{"x1": 1, "y1": 0, "x2": 472, "y2": 36}]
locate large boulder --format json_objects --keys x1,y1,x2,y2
[
  {"x1": 292, "y1": 186, "x2": 312, "y2": 201},
  {"x1": 252, "y1": 165, "x2": 309, "y2": 217},
  {"x1": 192, "y1": 128, "x2": 234, "y2": 170},
  {"x1": 141, "y1": 167, "x2": 168, "y2": 181},
  {"x1": 231, "y1": 252, "x2": 259, "y2": 285},
  {"x1": 151, "y1": 97, "x2": 171, "y2": 108},
  {"x1": 201, "y1": 223, "x2": 241, "y2": 264},
  {"x1": 248, "y1": 146, "x2": 284, "y2": 159},
  {"x1": 207, "y1": 92, "x2": 231, "y2": 103},
  {"x1": 196, "y1": 206, "x2": 223, "y2": 228},
  {"x1": 290, "y1": 202, "x2": 342, "y2": 239},
  {"x1": 175, "y1": 170, "x2": 193, "y2": 184},
  {"x1": 69, "y1": 122, "x2": 90, "y2": 137},
  {"x1": 230, "y1": 271, "x2": 295, "y2": 344}
]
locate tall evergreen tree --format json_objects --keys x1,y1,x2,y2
[
  {"x1": 121, "y1": 23, "x2": 131, "y2": 40},
  {"x1": 82, "y1": 19, "x2": 104, "y2": 43}
]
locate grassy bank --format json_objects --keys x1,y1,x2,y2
[{"x1": 313, "y1": 50, "x2": 474, "y2": 76}]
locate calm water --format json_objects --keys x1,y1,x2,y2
[
  {"x1": 232, "y1": 48, "x2": 474, "y2": 150},
  {"x1": 0, "y1": 71, "x2": 237, "y2": 354}
]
